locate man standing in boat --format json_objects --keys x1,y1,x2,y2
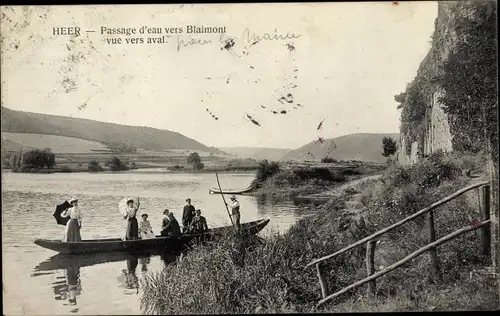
[
  {"x1": 182, "y1": 198, "x2": 196, "y2": 233},
  {"x1": 229, "y1": 195, "x2": 241, "y2": 232}
]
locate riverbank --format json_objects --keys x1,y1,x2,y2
[
  {"x1": 140, "y1": 151, "x2": 497, "y2": 313},
  {"x1": 248, "y1": 161, "x2": 387, "y2": 200}
]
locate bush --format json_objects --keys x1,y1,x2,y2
[
  {"x1": 265, "y1": 170, "x2": 301, "y2": 187},
  {"x1": 88, "y1": 160, "x2": 104, "y2": 172}
]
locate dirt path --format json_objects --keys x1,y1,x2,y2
[{"x1": 298, "y1": 173, "x2": 383, "y2": 201}]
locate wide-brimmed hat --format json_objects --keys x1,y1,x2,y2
[
  {"x1": 141, "y1": 213, "x2": 148, "y2": 218},
  {"x1": 69, "y1": 197, "x2": 78, "y2": 203},
  {"x1": 127, "y1": 198, "x2": 135, "y2": 204}
]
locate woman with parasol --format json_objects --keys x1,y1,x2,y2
[
  {"x1": 60, "y1": 198, "x2": 82, "y2": 242},
  {"x1": 119, "y1": 197, "x2": 141, "y2": 240}
]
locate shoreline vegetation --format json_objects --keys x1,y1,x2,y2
[{"x1": 141, "y1": 151, "x2": 497, "y2": 314}]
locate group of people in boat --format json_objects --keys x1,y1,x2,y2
[{"x1": 60, "y1": 195, "x2": 242, "y2": 242}]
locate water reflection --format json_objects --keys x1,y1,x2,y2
[
  {"x1": 33, "y1": 251, "x2": 181, "y2": 312},
  {"x1": 51, "y1": 264, "x2": 82, "y2": 313},
  {"x1": 118, "y1": 256, "x2": 139, "y2": 293}
]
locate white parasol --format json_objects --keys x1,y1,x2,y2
[{"x1": 118, "y1": 197, "x2": 138, "y2": 217}]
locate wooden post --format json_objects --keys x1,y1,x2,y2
[
  {"x1": 366, "y1": 240, "x2": 377, "y2": 296},
  {"x1": 427, "y1": 210, "x2": 440, "y2": 280},
  {"x1": 479, "y1": 185, "x2": 491, "y2": 263},
  {"x1": 316, "y1": 263, "x2": 329, "y2": 299}
]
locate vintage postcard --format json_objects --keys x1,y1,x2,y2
[{"x1": 1, "y1": 2, "x2": 498, "y2": 315}]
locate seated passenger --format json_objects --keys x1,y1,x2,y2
[
  {"x1": 161, "y1": 212, "x2": 181, "y2": 238},
  {"x1": 189, "y1": 209, "x2": 208, "y2": 234},
  {"x1": 161, "y1": 209, "x2": 170, "y2": 231},
  {"x1": 139, "y1": 214, "x2": 155, "y2": 239}
]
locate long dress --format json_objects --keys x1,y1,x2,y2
[
  {"x1": 139, "y1": 220, "x2": 155, "y2": 239},
  {"x1": 61, "y1": 207, "x2": 82, "y2": 242},
  {"x1": 124, "y1": 205, "x2": 139, "y2": 240}
]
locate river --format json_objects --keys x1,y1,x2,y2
[{"x1": 1, "y1": 171, "x2": 317, "y2": 315}]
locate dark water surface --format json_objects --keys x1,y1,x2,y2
[{"x1": 1, "y1": 171, "x2": 317, "y2": 315}]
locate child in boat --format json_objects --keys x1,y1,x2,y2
[{"x1": 139, "y1": 214, "x2": 155, "y2": 239}]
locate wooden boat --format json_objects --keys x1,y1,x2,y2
[
  {"x1": 34, "y1": 219, "x2": 270, "y2": 255},
  {"x1": 208, "y1": 185, "x2": 255, "y2": 194}
]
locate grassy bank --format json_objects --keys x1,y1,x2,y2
[
  {"x1": 250, "y1": 160, "x2": 387, "y2": 199},
  {"x1": 140, "y1": 151, "x2": 497, "y2": 314}
]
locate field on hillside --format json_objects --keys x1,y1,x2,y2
[
  {"x1": 0, "y1": 132, "x2": 255, "y2": 171},
  {"x1": 1, "y1": 132, "x2": 111, "y2": 153},
  {"x1": 1, "y1": 106, "x2": 227, "y2": 154}
]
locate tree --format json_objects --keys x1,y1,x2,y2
[
  {"x1": 381, "y1": 137, "x2": 398, "y2": 157},
  {"x1": 8, "y1": 148, "x2": 56, "y2": 172},
  {"x1": 187, "y1": 152, "x2": 204, "y2": 170},
  {"x1": 108, "y1": 156, "x2": 128, "y2": 171},
  {"x1": 253, "y1": 160, "x2": 281, "y2": 186},
  {"x1": 42, "y1": 148, "x2": 55, "y2": 168}
]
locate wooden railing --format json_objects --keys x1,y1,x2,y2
[{"x1": 305, "y1": 180, "x2": 491, "y2": 307}]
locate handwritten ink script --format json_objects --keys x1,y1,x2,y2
[
  {"x1": 242, "y1": 28, "x2": 302, "y2": 46},
  {"x1": 175, "y1": 29, "x2": 302, "y2": 52}
]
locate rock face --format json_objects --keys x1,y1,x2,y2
[{"x1": 396, "y1": 2, "x2": 463, "y2": 165}]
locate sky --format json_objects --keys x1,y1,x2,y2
[{"x1": 1, "y1": 2, "x2": 438, "y2": 149}]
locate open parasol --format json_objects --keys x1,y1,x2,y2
[
  {"x1": 53, "y1": 201, "x2": 73, "y2": 226},
  {"x1": 118, "y1": 197, "x2": 139, "y2": 217}
]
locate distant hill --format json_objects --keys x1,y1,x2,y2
[
  {"x1": 220, "y1": 147, "x2": 291, "y2": 161},
  {"x1": 1, "y1": 132, "x2": 111, "y2": 153},
  {"x1": 282, "y1": 133, "x2": 400, "y2": 163},
  {"x1": 0, "y1": 106, "x2": 227, "y2": 155}
]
